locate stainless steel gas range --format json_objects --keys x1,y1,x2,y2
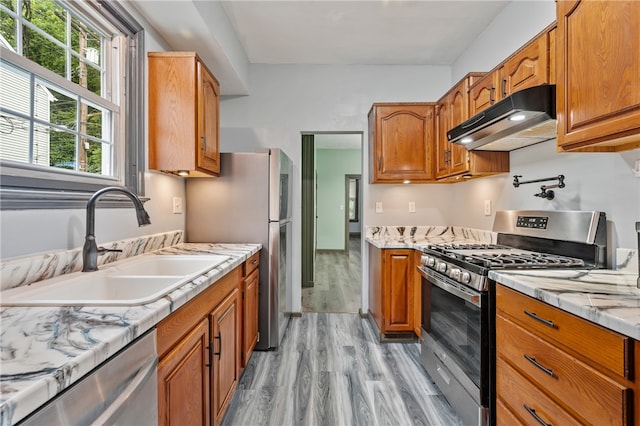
[{"x1": 418, "y1": 210, "x2": 607, "y2": 426}]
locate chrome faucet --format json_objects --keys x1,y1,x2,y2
[{"x1": 82, "y1": 187, "x2": 151, "y2": 272}]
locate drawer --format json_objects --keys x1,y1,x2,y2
[
  {"x1": 496, "y1": 284, "x2": 631, "y2": 379},
  {"x1": 496, "y1": 357, "x2": 580, "y2": 425},
  {"x1": 243, "y1": 251, "x2": 260, "y2": 276},
  {"x1": 497, "y1": 357, "x2": 582, "y2": 426},
  {"x1": 496, "y1": 398, "x2": 523, "y2": 426},
  {"x1": 497, "y1": 314, "x2": 632, "y2": 425}
]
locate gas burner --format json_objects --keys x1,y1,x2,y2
[{"x1": 466, "y1": 252, "x2": 586, "y2": 269}]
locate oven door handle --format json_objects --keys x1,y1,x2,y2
[{"x1": 420, "y1": 267, "x2": 482, "y2": 308}]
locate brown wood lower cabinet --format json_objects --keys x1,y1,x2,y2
[
  {"x1": 242, "y1": 267, "x2": 259, "y2": 367},
  {"x1": 156, "y1": 252, "x2": 260, "y2": 426},
  {"x1": 495, "y1": 284, "x2": 636, "y2": 426},
  {"x1": 210, "y1": 288, "x2": 240, "y2": 425},
  {"x1": 157, "y1": 318, "x2": 210, "y2": 426},
  {"x1": 368, "y1": 244, "x2": 419, "y2": 339}
]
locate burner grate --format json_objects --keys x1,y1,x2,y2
[{"x1": 468, "y1": 252, "x2": 585, "y2": 269}]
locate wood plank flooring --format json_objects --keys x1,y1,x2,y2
[
  {"x1": 222, "y1": 313, "x2": 463, "y2": 426},
  {"x1": 302, "y1": 236, "x2": 362, "y2": 313}
]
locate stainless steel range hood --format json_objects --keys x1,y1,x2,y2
[{"x1": 447, "y1": 84, "x2": 556, "y2": 151}]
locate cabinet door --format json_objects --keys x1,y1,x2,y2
[
  {"x1": 469, "y1": 71, "x2": 500, "y2": 116},
  {"x1": 500, "y1": 33, "x2": 549, "y2": 98},
  {"x1": 434, "y1": 103, "x2": 450, "y2": 178},
  {"x1": 557, "y1": 0, "x2": 640, "y2": 151},
  {"x1": 210, "y1": 288, "x2": 240, "y2": 425},
  {"x1": 158, "y1": 319, "x2": 210, "y2": 426},
  {"x1": 198, "y1": 62, "x2": 220, "y2": 174},
  {"x1": 242, "y1": 268, "x2": 259, "y2": 367},
  {"x1": 448, "y1": 88, "x2": 470, "y2": 175},
  {"x1": 383, "y1": 250, "x2": 414, "y2": 332},
  {"x1": 371, "y1": 104, "x2": 434, "y2": 182}
]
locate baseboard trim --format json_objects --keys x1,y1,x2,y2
[{"x1": 358, "y1": 308, "x2": 369, "y2": 319}]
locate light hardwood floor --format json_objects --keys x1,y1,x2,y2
[
  {"x1": 302, "y1": 235, "x2": 362, "y2": 313},
  {"x1": 222, "y1": 313, "x2": 463, "y2": 426}
]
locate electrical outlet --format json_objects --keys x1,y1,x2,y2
[
  {"x1": 409, "y1": 201, "x2": 416, "y2": 213},
  {"x1": 173, "y1": 197, "x2": 183, "y2": 214},
  {"x1": 375, "y1": 202, "x2": 383, "y2": 213},
  {"x1": 484, "y1": 199, "x2": 491, "y2": 216}
]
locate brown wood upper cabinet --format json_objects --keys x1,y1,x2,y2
[
  {"x1": 556, "y1": 0, "x2": 640, "y2": 152},
  {"x1": 148, "y1": 52, "x2": 221, "y2": 177},
  {"x1": 468, "y1": 71, "x2": 500, "y2": 117},
  {"x1": 499, "y1": 29, "x2": 551, "y2": 98},
  {"x1": 436, "y1": 74, "x2": 510, "y2": 181},
  {"x1": 368, "y1": 103, "x2": 435, "y2": 183}
]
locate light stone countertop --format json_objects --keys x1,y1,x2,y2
[
  {"x1": 365, "y1": 225, "x2": 497, "y2": 249},
  {"x1": 0, "y1": 243, "x2": 261, "y2": 426},
  {"x1": 489, "y1": 269, "x2": 640, "y2": 340}
]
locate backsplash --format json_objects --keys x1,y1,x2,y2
[
  {"x1": 616, "y1": 248, "x2": 639, "y2": 273},
  {"x1": 366, "y1": 225, "x2": 496, "y2": 244},
  {"x1": 0, "y1": 230, "x2": 183, "y2": 291}
]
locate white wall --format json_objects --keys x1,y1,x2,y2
[
  {"x1": 0, "y1": 4, "x2": 186, "y2": 259},
  {"x1": 452, "y1": 0, "x2": 556, "y2": 81},
  {"x1": 220, "y1": 64, "x2": 452, "y2": 313}
]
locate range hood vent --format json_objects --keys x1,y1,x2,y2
[{"x1": 447, "y1": 84, "x2": 556, "y2": 151}]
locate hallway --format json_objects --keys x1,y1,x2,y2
[
  {"x1": 301, "y1": 236, "x2": 362, "y2": 313},
  {"x1": 222, "y1": 313, "x2": 462, "y2": 426}
]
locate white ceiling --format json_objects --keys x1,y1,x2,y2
[
  {"x1": 220, "y1": 1, "x2": 510, "y2": 65},
  {"x1": 132, "y1": 0, "x2": 512, "y2": 94}
]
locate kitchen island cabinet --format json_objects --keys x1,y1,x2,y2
[
  {"x1": 367, "y1": 244, "x2": 420, "y2": 339},
  {"x1": 556, "y1": 0, "x2": 640, "y2": 152},
  {"x1": 148, "y1": 52, "x2": 221, "y2": 176},
  {"x1": 495, "y1": 284, "x2": 637, "y2": 426},
  {"x1": 368, "y1": 103, "x2": 435, "y2": 183}
]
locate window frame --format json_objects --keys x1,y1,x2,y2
[{"x1": 0, "y1": 0, "x2": 145, "y2": 209}]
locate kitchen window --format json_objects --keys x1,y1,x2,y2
[{"x1": 0, "y1": 0, "x2": 144, "y2": 209}]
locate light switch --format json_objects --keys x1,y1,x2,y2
[
  {"x1": 173, "y1": 197, "x2": 183, "y2": 214},
  {"x1": 409, "y1": 201, "x2": 416, "y2": 213},
  {"x1": 375, "y1": 202, "x2": 383, "y2": 213},
  {"x1": 484, "y1": 199, "x2": 491, "y2": 216}
]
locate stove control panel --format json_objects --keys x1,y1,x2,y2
[{"x1": 516, "y1": 215, "x2": 549, "y2": 229}]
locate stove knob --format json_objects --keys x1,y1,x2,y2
[
  {"x1": 437, "y1": 262, "x2": 447, "y2": 273},
  {"x1": 450, "y1": 268, "x2": 461, "y2": 281},
  {"x1": 460, "y1": 272, "x2": 471, "y2": 284},
  {"x1": 421, "y1": 255, "x2": 435, "y2": 267}
]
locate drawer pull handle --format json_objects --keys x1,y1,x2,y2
[
  {"x1": 213, "y1": 333, "x2": 222, "y2": 360},
  {"x1": 523, "y1": 404, "x2": 552, "y2": 426},
  {"x1": 524, "y1": 310, "x2": 556, "y2": 328},
  {"x1": 524, "y1": 354, "x2": 555, "y2": 377}
]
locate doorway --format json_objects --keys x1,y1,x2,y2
[{"x1": 301, "y1": 132, "x2": 363, "y2": 313}]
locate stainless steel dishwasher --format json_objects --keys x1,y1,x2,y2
[{"x1": 20, "y1": 329, "x2": 158, "y2": 426}]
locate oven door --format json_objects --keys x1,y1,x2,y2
[{"x1": 419, "y1": 266, "x2": 489, "y2": 426}]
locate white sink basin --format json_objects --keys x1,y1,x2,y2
[
  {"x1": 0, "y1": 254, "x2": 231, "y2": 306},
  {"x1": 102, "y1": 255, "x2": 230, "y2": 277}
]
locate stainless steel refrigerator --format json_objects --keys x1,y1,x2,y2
[{"x1": 185, "y1": 149, "x2": 292, "y2": 350}]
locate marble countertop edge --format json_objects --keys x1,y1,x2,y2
[{"x1": 490, "y1": 270, "x2": 640, "y2": 340}]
